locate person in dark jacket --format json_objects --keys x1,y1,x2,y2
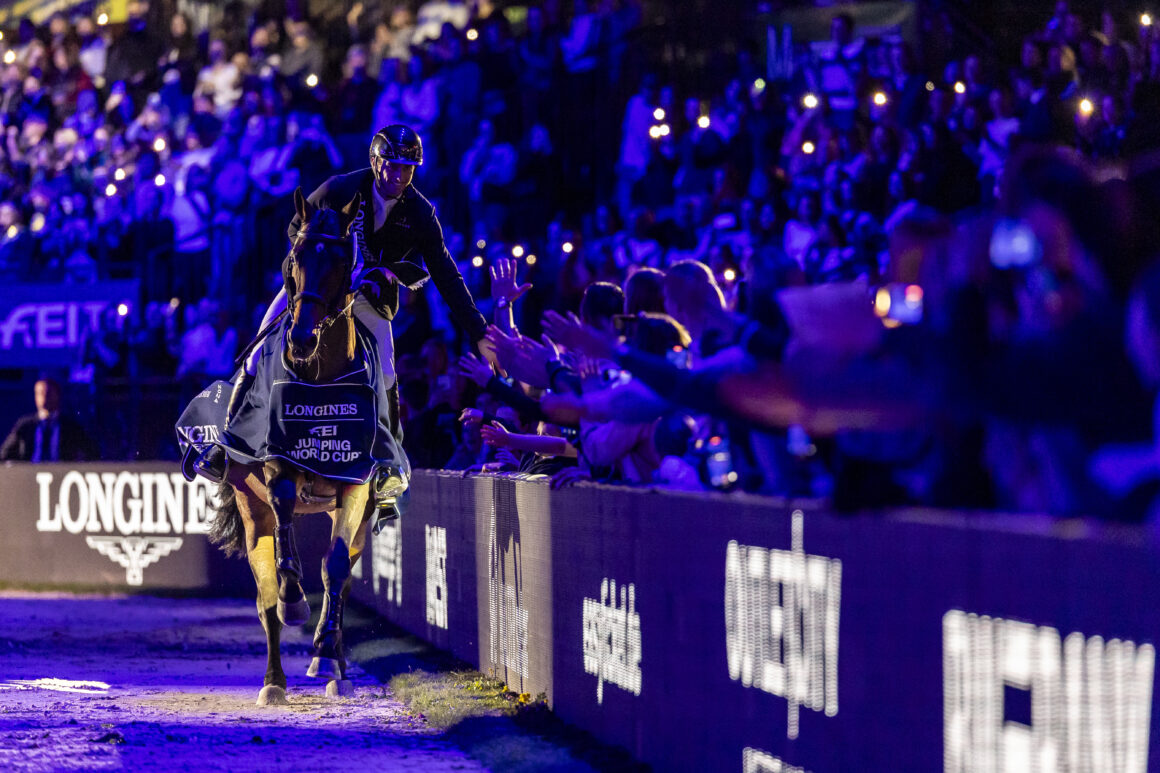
[{"x1": 1, "y1": 377, "x2": 97, "y2": 462}]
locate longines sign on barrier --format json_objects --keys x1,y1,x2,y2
[
  {"x1": 350, "y1": 474, "x2": 1160, "y2": 772},
  {"x1": 0, "y1": 462, "x2": 246, "y2": 589}
]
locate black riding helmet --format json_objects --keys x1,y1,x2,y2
[{"x1": 369, "y1": 124, "x2": 423, "y2": 166}]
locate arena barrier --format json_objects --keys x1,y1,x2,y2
[
  {"x1": 2, "y1": 463, "x2": 1156, "y2": 770},
  {"x1": 348, "y1": 471, "x2": 1160, "y2": 773}
]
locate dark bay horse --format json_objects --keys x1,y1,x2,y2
[{"x1": 209, "y1": 189, "x2": 376, "y2": 706}]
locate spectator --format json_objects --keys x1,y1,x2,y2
[{"x1": 0, "y1": 377, "x2": 97, "y2": 462}]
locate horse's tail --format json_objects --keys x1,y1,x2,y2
[{"x1": 208, "y1": 481, "x2": 246, "y2": 558}]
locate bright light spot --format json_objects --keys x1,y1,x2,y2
[
  {"x1": 649, "y1": 125, "x2": 661, "y2": 139},
  {"x1": 0, "y1": 31, "x2": 4, "y2": 41},
  {"x1": 114, "y1": 168, "x2": 125, "y2": 181},
  {"x1": 30, "y1": 213, "x2": 44, "y2": 232},
  {"x1": 169, "y1": 297, "x2": 180, "y2": 308},
  {"x1": 471, "y1": 255, "x2": 484, "y2": 268},
  {"x1": 97, "y1": 13, "x2": 108, "y2": 25},
  {"x1": 3, "y1": 51, "x2": 15, "y2": 65},
  {"x1": 872, "y1": 91, "x2": 888, "y2": 107},
  {"x1": 802, "y1": 141, "x2": 816, "y2": 155},
  {"x1": 1144, "y1": 12, "x2": 1154, "y2": 26},
  {"x1": 653, "y1": 107, "x2": 665, "y2": 120},
  {"x1": 1079, "y1": 98, "x2": 1094, "y2": 117},
  {"x1": 476, "y1": 238, "x2": 486, "y2": 249},
  {"x1": 512, "y1": 244, "x2": 525, "y2": 258},
  {"x1": 105, "y1": 183, "x2": 117, "y2": 197},
  {"x1": 926, "y1": 81, "x2": 935, "y2": 91},
  {"x1": 754, "y1": 78, "x2": 766, "y2": 92},
  {"x1": 874, "y1": 287, "x2": 891, "y2": 317},
  {"x1": 954, "y1": 81, "x2": 966, "y2": 95},
  {"x1": 117, "y1": 303, "x2": 129, "y2": 316},
  {"x1": 154, "y1": 173, "x2": 166, "y2": 187},
  {"x1": 526, "y1": 254, "x2": 537, "y2": 265},
  {"x1": 306, "y1": 73, "x2": 319, "y2": 88},
  {"x1": 905, "y1": 284, "x2": 923, "y2": 304},
  {"x1": 697, "y1": 115, "x2": 711, "y2": 129},
  {"x1": 562, "y1": 241, "x2": 574, "y2": 254},
  {"x1": 658, "y1": 123, "x2": 671, "y2": 137},
  {"x1": 802, "y1": 93, "x2": 819, "y2": 109},
  {"x1": 466, "y1": 28, "x2": 479, "y2": 41},
  {"x1": 1, "y1": 678, "x2": 110, "y2": 694},
  {"x1": 5, "y1": 225, "x2": 16, "y2": 239},
  {"x1": 153, "y1": 137, "x2": 167, "y2": 152},
  {"x1": 723, "y1": 268, "x2": 736, "y2": 282}
]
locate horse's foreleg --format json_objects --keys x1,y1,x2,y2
[
  {"x1": 265, "y1": 461, "x2": 309, "y2": 626},
  {"x1": 236, "y1": 490, "x2": 289, "y2": 706},
  {"x1": 308, "y1": 482, "x2": 372, "y2": 686}
]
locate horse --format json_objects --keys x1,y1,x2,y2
[{"x1": 208, "y1": 188, "x2": 376, "y2": 706}]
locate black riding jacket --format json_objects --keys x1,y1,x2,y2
[{"x1": 285, "y1": 168, "x2": 487, "y2": 343}]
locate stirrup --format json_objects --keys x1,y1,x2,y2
[{"x1": 371, "y1": 500, "x2": 401, "y2": 535}]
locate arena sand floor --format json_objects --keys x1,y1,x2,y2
[{"x1": 0, "y1": 591, "x2": 571, "y2": 772}]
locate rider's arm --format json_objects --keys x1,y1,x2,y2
[{"x1": 417, "y1": 213, "x2": 488, "y2": 343}]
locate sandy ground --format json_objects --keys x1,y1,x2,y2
[{"x1": 0, "y1": 591, "x2": 487, "y2": 772}]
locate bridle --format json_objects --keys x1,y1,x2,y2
[{"x1": 286, "y1": 226, "x2": 356, "y2": 336}]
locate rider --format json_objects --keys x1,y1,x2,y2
[{"x1": 195, "y1": 124, "x2": 493, "y2": 515}]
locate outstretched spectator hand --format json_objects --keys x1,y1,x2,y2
[
  {"x1": 479, "y1": 420, "x2": 513, "y2": 448},
  {"x1": 541, "y1": 392, "x2": 585, "y2": 425},
  {"x1": 490, "y1": 257, "x2": 533, "y2": 304},
  {"x1": 542, "y1": 310, "x2": 618, "y2": 360},
  {"x1": 459, "y1": 407, "x2": 485, "y2": 430},
  {"x1": 452, "y1": 352, "x2": 495, "y2": 388},
  {"x1": 486, "y1": 325, "x2": 559, "y2": 388}
]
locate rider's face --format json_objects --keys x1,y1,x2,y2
[{"x1": 374, "y1": 158, "x2": 414, "y2": 199}]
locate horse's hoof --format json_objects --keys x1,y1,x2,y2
[
  {"x1": 278, "y1": 597, "x2": 310, "y2": 627},
  {"x1": 307, "y1": 657, "x2": 342, "y2": 679},
  {"x1": 256, "y1": 685, "x2": 289, "y2": 706},
  {"x1": 325, "y1": 679, "x2": 354, "y2": 698}
]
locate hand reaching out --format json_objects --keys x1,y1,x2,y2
[
  {"x1": 541, "y1": 310, "x2": 617, "y2": 360},
  {"x1": 490, "y1": 257, "x2": 532, "y2": 305},
  {"x1": 458, "y1": 407, "x2": 484, "y2": 430},
  {"x1": 479, "y1": 421, "x2": 512, "y2": 448},
  {"x1": 485, "y1": 325, "x2": 559, "y2": 388},
  {"x1": 452, "y1": 352, "x2": 494, "y2": 388}
]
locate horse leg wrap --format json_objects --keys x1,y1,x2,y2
[{"x1": 307, "y1": 589, "x2": 346, "y2": 679}]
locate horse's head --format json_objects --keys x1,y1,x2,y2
[{"x1": 285, "y1": 187, "x2": 362, "y2": 366}]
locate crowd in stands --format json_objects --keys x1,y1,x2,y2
[{"x1": 9, "y1": 0, "x2": 1160, "y2": 517}]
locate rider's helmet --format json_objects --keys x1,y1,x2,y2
[{"x1": 369, "y1": 124, "x2": 423, "y2": 166}]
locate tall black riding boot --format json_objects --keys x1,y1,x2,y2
[{"x1": 192, "y1": 372, "x2": 256, "y2": 483}]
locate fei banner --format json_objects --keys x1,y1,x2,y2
[
  {"x1": 0, "y1": 281, "x2": 139, "y2": 368},
  {"x1": 351, "y1": 473, "x2": 1160, "y2": 772}
]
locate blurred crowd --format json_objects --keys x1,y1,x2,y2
[{"x1": 9, "y1": 0, "x2": 1160, "y2": 518}]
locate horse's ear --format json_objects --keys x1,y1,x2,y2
[
  {"x1": 341, "y1": 193, "x2": 362, "y2": 235},
  {"x1": 293, "y1": 187, "x2": 313, "y2": 223}
]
